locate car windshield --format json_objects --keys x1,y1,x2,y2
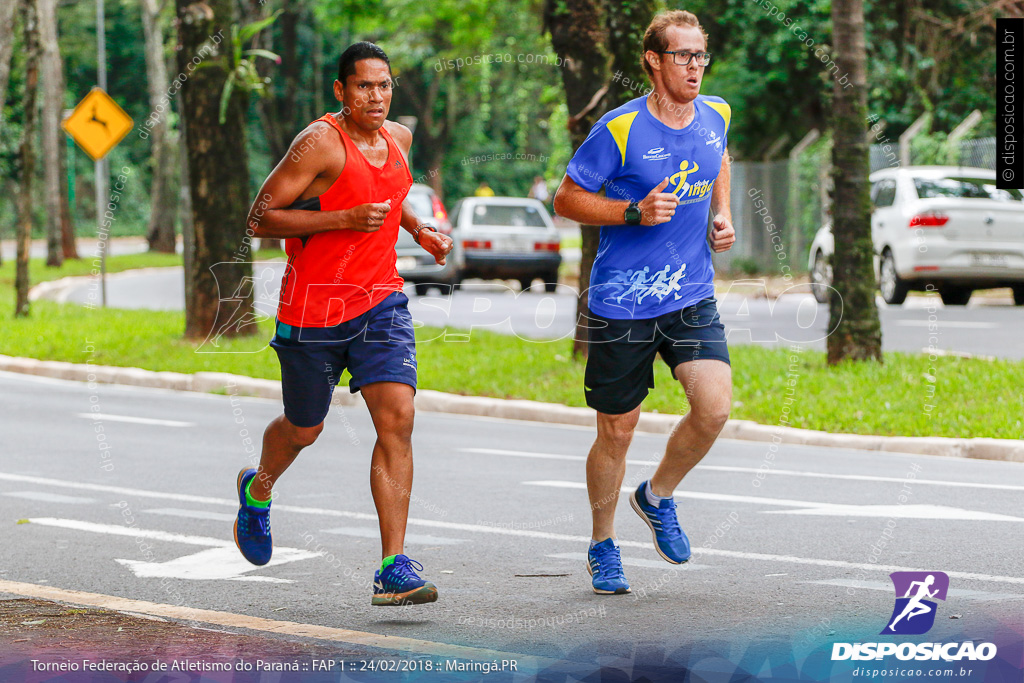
[
  {"x1": 471, "y1": 203, "x2": 547, "y2": 228},
  {"x1": 406, "y1": 191, "x2": 435, "y2": 217},
  {"x1": 913, "y1": 177, "x2": 1023, "y2": 202}
]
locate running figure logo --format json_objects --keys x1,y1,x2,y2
[{"x1": 881, "y1": 571, "x2": 949, "y2": 635}]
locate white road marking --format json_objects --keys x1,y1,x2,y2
[
  {"x1": 7, "y1": 474, "x2": 1024, "y2": 586},
  {"x1": 118, "y1": 546, "x2": 318, "y2": 582},
  {"x1": 25, "y1": 518, "x2": 319, "y2": 582},
  {"x1": 546, "y1": 553, "x2": 712, "y2": 571},
  {"x1": 461, "y1": 448, "x2": 1024, "y2": 491},
  {"x1": 2, "y1": 491, "x2": 96, "y2": 504},
  {"x1": 803, "y1": 579, "x2": 1024, "y2": 601},
  {"x1": 321, "y1": 526, "x2": 467, "y2": 545},
  {"x1": 145, "y1": 507, "x2": 237, "y2": 522},
  {"x1": 894, "y1": 321, "x2": 997, "y2": 328},
  {"x1": 75, "y1": 413, "x2": 195, "y2": 427},
  {"x1": 524, "y1": 480, "x2": 1024, "y2": 523}
]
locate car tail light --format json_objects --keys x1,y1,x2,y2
[
  {"x1": 463, "y1": 240, "x2": 492, "y2": 249},
  {"x1": 909, "y1": 212, "x2": 949, "y2": 228},
  {"x1": 431, "y1": 195, "x2": 450, "y2": 233},
  {"x1": 533, "y1": 242, "x2": 560, "y2": 252}
]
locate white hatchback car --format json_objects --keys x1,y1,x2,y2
[{"x1": 808, "y1": 166, "x2": 1024, "y2": 305}]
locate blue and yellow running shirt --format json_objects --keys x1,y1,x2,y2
[{"x1": 566, "y1": 94, "x2": 732, "y2": 320}]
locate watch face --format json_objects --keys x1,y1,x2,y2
[{"x1": 625, "y1": 204, "x2": 641, "y2": 224}]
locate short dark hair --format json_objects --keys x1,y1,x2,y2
[{"x1": 337, "y1": 42, "x2": 391, "y2": 84}]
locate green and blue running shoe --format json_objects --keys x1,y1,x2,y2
[
  {"x1": 233, "y1": 468, "x2": 273, "y2": 566},
  {"x1": 587, "y1": 538, "x2": 631, "y2": 594},
  {"x1": 372, "y1": 555, "x2": 438, "y2": 606},
  {"x1": 630, "y1": 480, "x2": 691, "y2": 564}
]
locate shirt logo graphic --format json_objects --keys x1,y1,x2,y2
[
  {"x1": 643, "y1": 146, "x2": 672, "y2": 161},
  {"x1": 881, "y1": 571, "x2": 949, "y2": 635},
  {"x1": 706, "y1": 131, "x2": 723, "y2": 149},
  {"x1": 670, "y1": 160, "x2": 700, "y2": 196}
]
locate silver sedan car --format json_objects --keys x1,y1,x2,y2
[{"x1": 808, "y1": 166, "x2": 1024, "y2": 305}]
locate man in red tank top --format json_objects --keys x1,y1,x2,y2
[{"x1": 231, "y1": 42, "x2": 453, "y2": 606}]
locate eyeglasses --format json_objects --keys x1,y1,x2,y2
[{"x1": 662, "y1": 50, "x2": 712, "y2": 67}]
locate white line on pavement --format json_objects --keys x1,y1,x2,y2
[
  {"x1": 5, "y1": 472, "x2": 1024, "y2": 586},
  {"x1": 523, "y1": 480, "x2": 1024, "y2": 522},
  {"x1": 894, "y1": 321, "x2": 997, "y2": 328},
  {"x1": 460, "y1": 448, "x2": 1024, "y2": 491},
  {"x1": 75, "y1": 413, "x2": 195, "y2": 427},
  {"x1": 546, "y1": 553, "x2": 713, "y2": 571},
  {"x1": 3, "y1": 491, "x2": 96, "y2": 504}
]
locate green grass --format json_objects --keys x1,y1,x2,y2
[{"x1": 2, "y1": 253, "x2": 1021, "y2": 439}]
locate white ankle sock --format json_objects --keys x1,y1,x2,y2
[{"x1": 645, "y1": 481, "x2": 669, "y2": 507}]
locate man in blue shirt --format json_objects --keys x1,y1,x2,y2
[{"x1": 553, "y1": 9, "x2": 736, "y2": 595}]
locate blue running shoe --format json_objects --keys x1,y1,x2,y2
[
  {"x1": 372, "y1": 555, "x2": 438, "y2": 606},
  {"x1": 587, "y1": 538, "x2": 631, "y2": 594},
  {"x1": 233, "y1": 468, "x2": 272, "y2": 566},
  {"x1": 630, "y1": 481, "x2": 691, "y2": 564}
]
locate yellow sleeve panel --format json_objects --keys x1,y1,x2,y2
[
  {"x1": 702, "y1": 100, "x2": 732, "y2": 138},
  {"x1": 605, "y1": 111, "x2": 640, "y2": 167}
]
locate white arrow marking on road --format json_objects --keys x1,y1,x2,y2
[
  {"x1": 117, "y1": 546, "x2": 318, "y2": 582},
  {"x1": 461, "y1": 448, "x2": 1024, "y2": 491},
  {"x1": 75, "y1": 413, "x2": 194, "y2": 427},
  {"x1": 26, "y1": 518, "x2": 319, "y2": 582},
  {"x1": 523, "y1": 480, "x2": 1024, "y2": 523}
]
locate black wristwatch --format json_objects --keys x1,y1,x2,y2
[{"x1": 624, "y1": 201, "x2": 642, "y2": 225}]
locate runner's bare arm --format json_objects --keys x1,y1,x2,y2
[
  {"x1": 385, "y1": 120, "x2": 454, "y2": 264},
  {"x1": 385, "y1": 121, "x2": 424, "y2": 234},
  {"x1": 709, "y1": 148, "x2": 735, "y2": 253},
  {"x1": 553, "y1": 175, "x2": 678, "y2": 227},
  {"x1": 710, "y1": 148, "x2": 732, "y2": 222},
  {"x1": 247, "y1": 123, "x2": 392, "y2": 238}
]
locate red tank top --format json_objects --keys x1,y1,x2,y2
[{"x1": 276, "y1": 114, "x2": 413, "y2": 327}]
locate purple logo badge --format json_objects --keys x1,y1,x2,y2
[{"x1": 881, "y1": 571, "x2": 949, "y2": 635}]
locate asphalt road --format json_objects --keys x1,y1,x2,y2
[
  {"x1": 57, "y1": 263, "x2": 1024, "y2": 358},
  {"x1": 2, "y1": 371, "x2": 1022, "y2": 677}
]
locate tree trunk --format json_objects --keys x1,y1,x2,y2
[
  {"x1": 544, "y1": 0, "x2": 608, "y2": 358},
  {"x1": 827, "y1": 0, "x2": 882, "y2": 363},
  {"x1": 176, "y1": 0, "x2": 254, "y2": 340},
  {"x1": 0, "y1": 0, "x2": 18, "y2": 129},
  {"x1": 141, "y1": 0, "x2": 178, "y2": 253},
  {"x1": 15, "y1": 0, "x2": 40, "y2": 317},
  {"x1": 38, "y1": 0, "x2": 63, "y2": 267},
  {"x1": 59, "y1": 101, "x2": 79, "y2": 259},
  {"x1": 0, "y1": 0, "x2": 20, "y2": 267}
]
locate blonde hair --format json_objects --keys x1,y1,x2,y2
[{"x1": 642, "y1": 10, "x2": 709, "y2": 77}]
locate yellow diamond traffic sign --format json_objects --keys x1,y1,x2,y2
[{"x1": 62, "y1": 87, "x2": 133, "y2": 161}]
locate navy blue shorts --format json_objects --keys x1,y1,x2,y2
[
  {"x1": 270, "y1": 291, "x2": 417, "y2": 428},
  {"x1": 584, "y1": 297, "x2": 730, "y2": 415}
]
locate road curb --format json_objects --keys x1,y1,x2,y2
[{"x1": 2, "y1": 354, "x2": 1021, "y2": 463}]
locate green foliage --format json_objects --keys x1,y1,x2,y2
[{"x1": 218, "y1": 12, "x2": 282, "y2": 124}]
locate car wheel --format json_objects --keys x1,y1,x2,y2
[
  {"x1": 544, "y1": 272, "x2": 559, "y2": 293},
  {"x1": 939, "y1": 286, "x2": 972, "y2": 306},
  {"x1": 519, "y1": 277, "x2": 533, "y2": 292},
  {"x1": 810, "y1": 251, "x2": 832, "y2": 304},
  {"x1": 879, "y1": 250, "x2": 908, "y2": 305},
  {"x1": 413, "y1": 282, "x2": 431, "y2": 296},
  {"x1": 1013, "y1": 285, "x2": 1024, "y2": 306}
]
